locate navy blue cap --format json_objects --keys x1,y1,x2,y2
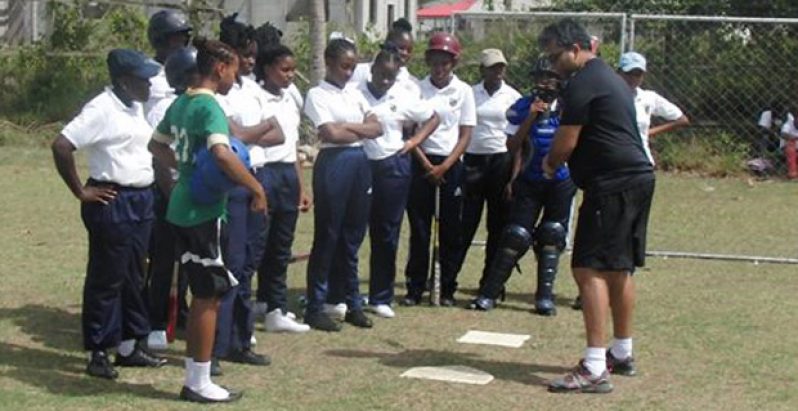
[{"x1": 107, "y1": 49, "x2": 161, "y2": 79}]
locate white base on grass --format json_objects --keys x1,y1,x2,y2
[
  {"x1": 456, "y1": 330, "x2": 531, "y2": 348},
  {"x1": 401, "y1": 365, "x2": 494, "y2": 385}
]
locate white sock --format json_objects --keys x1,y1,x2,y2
[
  {"x1": 118, "y1": 339, "x2": 136, "y2": 357},
  {"x1": 188, "y1": 360, "x2": 230, "y2": 400},
  {"x1": 583, "y1": 347, "x2": 607, "y2": 377},
  {"x1": 184, "y1": 358, "x2": 196, "y2": 388},
  {"x1": 610, "y1": 338, "x2": 633, "y2": 360}
]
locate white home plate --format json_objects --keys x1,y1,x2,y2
[
  {"x1": 456, "y1": 330, "x2": 531, "y2": 348},
  {"x1": 401, "y1": 365, "x2": 494, "y2": 385}
]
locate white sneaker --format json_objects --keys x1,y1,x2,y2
[
  {"x1": 253, "y1": 302, "x2": 268, "y2": 322},
  {"x1": 250, "y1": 335, "x2": 257, "y2": 346},
  {"x1": 286, "y1": 311, "x2": 297, "y2": 320},
  {"x1": 323, "y1": 303, "x2": 347, "y2": 322},
  {"x1": 147, "y1": 330, "x2": 168, "y2": 351},
  {"x1": 366, "y1": 304, "x2": 396, "y2": 318},
  {"x1": 264, "y1": 309, "x2": 310, "y2": 333}
]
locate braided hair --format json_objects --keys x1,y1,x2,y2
[
  {"x1": 219, "y1": 13, "x2": 256, "y2": 53},
  {"x1": 193, "y1": 37, "x2": 238, "y2": 76}
]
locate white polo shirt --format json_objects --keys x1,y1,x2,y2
[
  {"x1": 146, "y1": 94, "x2": 176, "y2": 129},
  {"x1": 348, "y1": 63, "x2": 421, "y2": 98},
  {"x1": 418, "y1": 74, "x2": 477, "y2": 156},
  {"x1": 634, "y1": 88, "x2": 684, "y2": 164},
  {"x1": 304, "y1": 80, "x2": 371, "y2": 149},
  {"x1": 144, "y1": 66, "x2": 173, "y2": 116},
  {"x1": 61, "y1": 87, "x2": 154, "y2": 187},
  {"x1": 357, "y1": 82, "x2": 435, "y2": 160},
  {"x1": 216, "y1": 76, "x2": 271, "y2": 168},
  {"x1": 262, "y1": 86, "x2": 302, "y2": 163},
  {"x1": 469, "y1": 81, "x2": 521, "y2": 154},
  {"x1": 779, "y1": 114, "x2": 798, "y2": 147}
]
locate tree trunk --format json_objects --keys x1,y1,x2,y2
[{"x1": 309, "y1": 0, "x2": 326, "y2": 86}]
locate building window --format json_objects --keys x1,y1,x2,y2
[{"x1": 370, "y1": 0, "x2": 377, "y2": 25}]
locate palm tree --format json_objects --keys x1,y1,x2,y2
[{"x1": 309, "y1": 0, "x2": 326, "y2": 86}]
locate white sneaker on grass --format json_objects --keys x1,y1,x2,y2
[
  {"x1": 323, "y1": 303, "x2": 347, "y2": 322},
  {"x1": 250, "y1": 335, "x2": 257, "y2": 346},
  {"x1": 264, "y1": 309, "x2": 310, "y2": 333},
  {"x1": 147, "y1": 330, "x2": 168, "y2": 351},
  {"x1": 366, "y1": 304, "x2": 395, "y2": 318}
]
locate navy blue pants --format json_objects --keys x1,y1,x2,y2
[
  {"x1": 256, "y1": 163, "x2": 300, "y2": 313},
  {"x1": 144, "y1": 188, "x2": 188, "y2": 330},
  {"x1": 214, "y1": 185, "x2": 265, "y2": 357},
  {"x1": 405, "y1": 154, "x2": 464, "y2": 298},
  {"x1": 305, "y1": 147, "x2": 371, "y2": 315},
  {"x1": 508, "y1": 177, "x2": 577, "y2": 233},
  {"x1": 455, "y1": 152, "x2": 512, "y2": 287},
  {"x1": 368, "y1": 152, "x2": 412, "y2": 306},
  {"x1": 80, "y1": 183, "x2": 153, "y2": 351}
]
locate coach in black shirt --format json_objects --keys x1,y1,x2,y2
[{"x1": 539, "y1": 19, "x2": 655, "y2": 394}]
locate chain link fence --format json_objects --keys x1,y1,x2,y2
[
  {"x1": 629, "y1": 15, "x2": 798, "y2": 179},
  {"x1": 449, "y1": 11, "x2": 627, "y2": 92}
]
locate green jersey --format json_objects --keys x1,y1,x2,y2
[{"x1": 153, "y1": 89, "x2": 231, "y2": 227}]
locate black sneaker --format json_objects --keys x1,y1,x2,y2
[
  {"x1": 179, "y1": 385, "x2": 243, "y2": 403},
  {"x1": 467, "y1": 296, "x2": 496, "y2": 311},
  {"x1": 86, "y1": 350, "x2": 118, "y2": 379},
  {"x1": 606, "y1": 350, "x2": 637, "y2": 376},
  {"x1": 305, "y1": 312, "x2": 342, "y2": 332},
  {"x1": 344, "y1": 310, "x2": 373, "y2": 328},
  {"x1": 210, "y1": 357, "x2": 223, "y2": 377},
  {"x1": 439, "y1": 296, "x2": 457, "y2": 307},
  {"x1": 535, "y1": 297, "x2": 557, "y2": 316},
  {"x1": 400, "y1": 293, "x2": 422, "y2": 307},
  {"x1": 571, "y1": 295, "x2": 582, "y2": 310},
  {"x1": 115, "y1": 345, "x2": 167, "y2": 367},
  {"x1": 225, "y1": 348, "x2": 271, "y2": 366}
]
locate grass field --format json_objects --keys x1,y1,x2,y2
[{"x1": 1, "y1": 146, "x2": 797, "y2": 410}]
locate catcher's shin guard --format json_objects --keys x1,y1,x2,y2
[
  {"x1": 478, "y1": 225, "x2": 532, "y2": 300},
  {"x1": 533, "y1": 221, "x2": 566, "y2": 316}
]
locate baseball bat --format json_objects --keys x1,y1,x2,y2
[
  {"x1": 165, "y1": 261, "x2": 179, "y2": 343},
  {"x1": 430, "y1": 184, "x2": 441, "y2": 306}
]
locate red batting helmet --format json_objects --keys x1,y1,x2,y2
[{"x1": 427, "y1": 32, "x2": 461, "y2": 58}]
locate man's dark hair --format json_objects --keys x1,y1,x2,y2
[{"x1": 538, "y1": 19, "x2": 592, "y2": 50}]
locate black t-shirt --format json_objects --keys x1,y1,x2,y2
[{"x1": 560, "y1": 58, "x2": 654, "y2": 193}]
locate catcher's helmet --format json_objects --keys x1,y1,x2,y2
[{"x1": 164, "y1": 47, "x2": 197, "y2": 92}]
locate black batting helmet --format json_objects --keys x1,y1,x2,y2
[
  {"x1": 164, "y1": 47, "x2": 197, "y2": 93},
  {"x1": 148, "y1": 9, "x2": 192, "y2": 49}
]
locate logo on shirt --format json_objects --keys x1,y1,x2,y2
[
  {"x1": 390, "y1": 104, "x2": 397, "y2": 112},
  {"x1": 449, "y1": 98, "x2": 458, "y2": 107}
]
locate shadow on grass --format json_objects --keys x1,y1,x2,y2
[
  {"x1": 325, "y1": 348, "x2": 571, "y2": 387},
  {"x1": 0, "y1": 304, "x2": 183, "y2": 392},
  {"x1": 0, "y1": 342, "x2": 175, "y2": 400}
]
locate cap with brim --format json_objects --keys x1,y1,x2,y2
[
  {"x1": 480, "y1": 48, "x2": 507, "y2": 67},
  {"x1": 107, "y1": 49, "x2": 161, "y2": 80},
  {"x1": 619, "y1": 51, "x2": 647, "y2": 72}
]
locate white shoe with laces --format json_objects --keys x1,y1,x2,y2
[
  {"x1": 264, "y1": 309, "x2": 310, "y2": 333},
  {"x1": 366, "y1": 304, "x2": 395, "y2": 318},
  {"x1": 323, "y1": 303, "x2": 347, "y2": 322}
]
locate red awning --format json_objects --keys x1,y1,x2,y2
[{"x1": 417, "y1": 0, "x2": 477, "y2": 19}]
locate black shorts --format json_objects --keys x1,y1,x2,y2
[
  {"x1": 173, "y1": 218, "x2": 235, "y2": 299},
  {"x1": 571, "y1": 177, "x2": 655, "y2": 272}
]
